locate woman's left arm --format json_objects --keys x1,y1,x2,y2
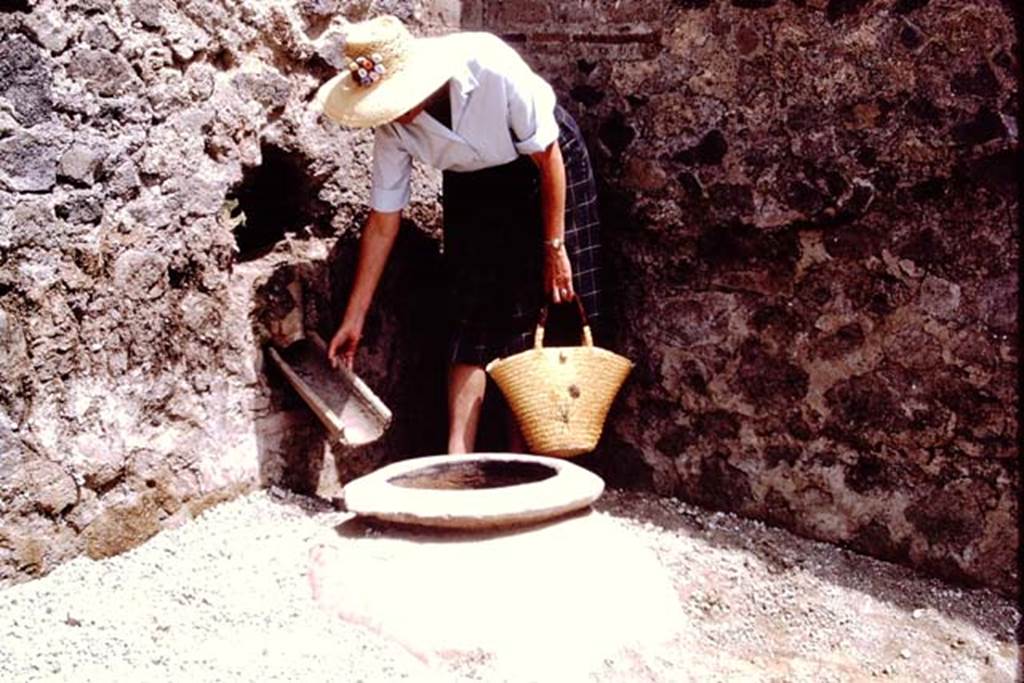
[{"x1": 531, "y1": 141, "x2": 574, "y2": 304}]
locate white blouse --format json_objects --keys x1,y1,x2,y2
[{"x1": 369, "y1": 31, "x2": 560, "y2": 212}]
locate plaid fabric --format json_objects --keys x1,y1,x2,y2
[{"x1": 443, "y1": 105, "x2": 603, "y2": 367}]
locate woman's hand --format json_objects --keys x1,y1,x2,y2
[
  {"x1": 327, "y1": 316, "x2": 364, "y2": 370},
  {"x1": 544, "y1": 244, "x2": 575, "y2": 304}
]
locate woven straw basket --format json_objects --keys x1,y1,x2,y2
[{"x1": 486, "y1": 301, "x2": 633, "y2": 458}]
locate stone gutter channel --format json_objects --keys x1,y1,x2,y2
[{"x1": 0, "y1": 488, "x2": 1016, "y2": 682}]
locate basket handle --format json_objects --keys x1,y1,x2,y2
[{"x1": 534, "y1": 298, "x2": 594, "y2": 349}]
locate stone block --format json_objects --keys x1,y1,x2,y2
[
  {"x1": 129, "y1": 0, "x2": 165, "y2": 29},
  {"x1": 0, "y1": 33, "x2": 54, "y2": 126},
  {"x1": 55, "y1": 192, "x2": 103, "y2": 224},
  {"x1": 73, "y1": 432, "x2": 126, "y2": 491},
  {"x1": 112, "y1": 249, "x2": 169, "y2": 301},
  {"x1": 23, "y1": 8, "x2": 78, "y2": 54},
  {"x1": 58, "y1": 144, "x2": 103, "y2": 186},
  {"x1": 107, "y1": 159, "x2": 141, "y2": 197},
  {"x1": 24, "y1": 458, "x2": 78, "y2": 516},
  {"x1": 82, "y1": 491, "x2": 165, "y2": 559},
  {"x1": 82, "y1": 21, "x2": 121, "y2": 51},
  {"x1": 231, "y1": 71, "x2": 291, "y2": 110},
  {"x1": 0, "y1": 131, "x2": 58, "y2": 192},
  {"x1": 299, "y1": 0, "x2": 340, "y2": 18},
  {"x1": 66, "y1": 48, "x2": 139, "y2": 97}
]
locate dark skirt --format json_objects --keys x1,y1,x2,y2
[{"x1": 442, "y1": 105, "x2": 603, "y2": 367}]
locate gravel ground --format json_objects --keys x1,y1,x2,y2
[{"x1": 0, "y1": 488, "x2": 1018, "y2": 682}]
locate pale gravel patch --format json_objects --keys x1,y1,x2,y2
[
  {"x1": 595, "y1": 491, "x2": 1019, "y2": 682},
  {"x1": 0, "y1": 491, "x2": 430, "y2": 683},
  {"x1": 0, "y1": 488, "x2": 1018, "y2": 682}
]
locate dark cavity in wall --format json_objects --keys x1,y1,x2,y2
[
  {"x1": 230, "y1": 143, "x2": 332, "y2": 261},
  {"x1": 0, "y1": 1, "x2": 30, "y2": 13},
  {"x1": 210, "y1": 48, "x2": 237, "y2": 70}
]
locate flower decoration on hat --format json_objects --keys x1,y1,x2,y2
[{"x1": 349, "y1": 52, "x2": 387, "y2": 87}]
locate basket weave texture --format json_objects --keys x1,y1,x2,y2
[{"x1": 486, "y1": 302, "x2": 633, "y2": 457}]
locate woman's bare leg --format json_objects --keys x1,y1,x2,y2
[{"x1": 448, "y1": 363, "x2": 486, "y2": 454}]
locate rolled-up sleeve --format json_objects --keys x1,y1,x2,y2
[
  {"x1": 500, "y1": 44, "x2": 559, "y2": 155},
  {"x1": 370, "y1": 126, "x2": 412, "y2": 212}
]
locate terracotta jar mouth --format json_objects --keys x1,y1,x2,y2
[
  {"x1": 387, "y1": 460, "x2": 558, "y2": 490},
  {"x1": 344, "y1": 453, "x2": 605, "y2": 529}
]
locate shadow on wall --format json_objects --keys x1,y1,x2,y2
[
  {"x1": 324, "y1": 220, "x2": 450, "y2": 469},
  {"x1": 226, "y1": 139, "x2": 641, "y2": 490},
  {"x1": 574, "y1": 186, "x2": 655, "y2": 491},
  {"x1": 242, "y1": 210, "x2": 451, "y2": 498},
  {"x1": 230, "y1": 139, "x2": 544, "y2": 495}
]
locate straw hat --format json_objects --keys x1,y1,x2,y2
[{"x1": 314, "y1": 15, "x2": 461, "y2": 129}]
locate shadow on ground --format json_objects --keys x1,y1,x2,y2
[{"x1": 594, "y1": 489, "x2": 1017, "y2": 644}]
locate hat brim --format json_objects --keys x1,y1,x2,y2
[{"x1": 314, "y1": 35, "x2": 460, "y2": 129}]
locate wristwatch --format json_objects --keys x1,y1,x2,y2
[{"x1": 545, "y1": 237, "x2": 564, "y2": 250}]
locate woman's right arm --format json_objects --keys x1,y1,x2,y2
[{"x1": 328, "y1": 209, "x2": 401, "y2": 369}]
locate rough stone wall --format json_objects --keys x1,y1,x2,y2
[
  {"x1": 3, "y1": 0, "x2": 1018, "y2": 598},
  {"x1": 463, "y1": 0, "x2": 1019, "y2": 595},
  {"x1": 0, "y1": 0, "x2": 457, "y2": 585}
]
